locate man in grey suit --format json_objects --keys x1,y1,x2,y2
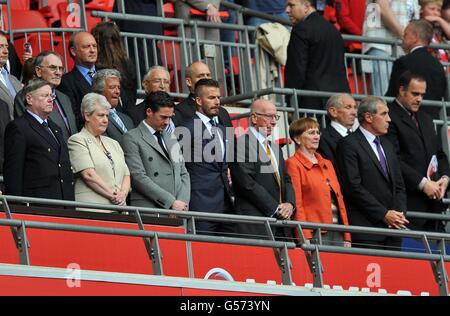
[
  {"x1": 14, "y1": 51, "x2": 78, "y2": 142},
  {"x1": 0, "y1": 32, "x2": 22, "y2": 120},
  {"x1": 122, "y1": 91, "x2": 190, "y2": 210},
  {"x1": 92, "y1": 69, "x2": 134, "y2": 144}
]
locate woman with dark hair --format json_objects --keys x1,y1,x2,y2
[{"x1": 91, "y1": 21, "x2": 137, "y2": 112}]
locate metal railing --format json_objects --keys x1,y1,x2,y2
[{"x1": 1, "y1": 194, "x2": 450, "y2": 295}]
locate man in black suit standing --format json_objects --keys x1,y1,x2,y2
[
  {"x1": 179, "y1": 79, "x2": 234, "y2": 235},
  {"x1": 14, "y1": 51, "x2": 78, "y2": 142},
  {"x1": 336, "y1": 96, "x2": 408, "y2": 249},
  {"x1": 318, "y1": 93, "x2": 358, "y2": 167},
  {"x1": 91, "y1": 69, "x2": 134, "y2": 144},
  {"x1": 385, "y1": 71, "x2": 450, "y2": 232},
  {"x1": 230, "y1": 99, "x2": 296, "y2": 240},
  {"x1": 285, "y1": 0, "x2": 350, "y2": 110},
  {"x1": 4, "y1": 79, "x2": 74, "y2": 200},
  {"x1": 174, "y1": 61, "x2": 232, "y2": 127},
  {"x1": 59, "y1": 31, "x2": 98, "y2": 129},
  {"x1": 386, "y1": 19, "x2": 447, "y2": 119}
]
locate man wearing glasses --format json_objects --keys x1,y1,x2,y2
[
  {"x1": 4, "y1": 78, "x2": 75, "y2": 200},
  {"x1": 14, "y1": 51, "x2": 78, "y2": 142},
  {"x1": 230, "y1": 99, "x2": 296, "y2": 240}
]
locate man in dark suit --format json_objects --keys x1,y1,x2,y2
[
  {"x1": 0, "y1": 32, "x2": 22, "y2": 120},
  {"x1": 174, "y1": 61, "x2": 232, "y2": 127},
  {"x1": 14, "y1": 51, "x2": 78, "y2": 142},
  {"x1": 386, "y1": 19, "x2": 447, "y2": 119},
  {"x1": 336, "y1": 96, "x2": 408, "y2": 249},
  {"x1": 230, "y1": 99, "x2": 296, "y2": 240},
  {"x1": 318, "y1": 93, "x2": 358, "y2": 167},
  {"x1": 285, "y1": 0, "x2": 350, "y2": 110},
  {"x1": 123, "y1": 91, "x2": 190, "y2": 210},
  {"x1": 92, "y1": 69, "x2": 134, "y2": 144},
  {"x1": 179, "y1": 78, "x2": 235, "y2": 235},
  {"x1": 4, "y1": 79, "x2": 74, "y2": 200},
  {"x1": 385, "y1": 71, "x2": 450, "y2": 232},
  {"x1": 59, "y1": 31, "x2": 98, "y2": 129}
]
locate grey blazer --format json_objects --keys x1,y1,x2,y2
[
  {"x1": 14, "y1": 89, "x2": 78, "y2": 142},
  {"x1": 122, "y1": 122, "x2": 190, "y2": 209},
  {"x1": 0, "y1": 73, "x2": 22, "y2": 120}
]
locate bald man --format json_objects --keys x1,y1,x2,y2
[
  {"x1": 230, "y1": 99, "x2": 296, "y2": 240},
  {"x1": 174, "y1": 61, "x2": 232, "y2": 127},
  {"x1": 59, "y1": 31, "x2": 98, "y2": 129}
]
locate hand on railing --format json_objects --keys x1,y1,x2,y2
[{"x1": 206, "y1": 3, "x2": 221, "y2": 23}]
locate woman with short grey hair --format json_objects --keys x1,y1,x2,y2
[{"x1": 67, "y1": 92, "x2": 130, "y2": 211}]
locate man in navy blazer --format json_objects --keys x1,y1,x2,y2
[
  {"x1": 4, "y1": 79, "x2": 74, "y2": 200},
  {"x1": 59, "y1": 31, "x2": 98, "y2": 129},
  {"x1": 386, "y1": 20, "x2": 447, "y2": 119},
  {"x1": 179, "y1": 78, "x2": 235, "y2": 235},
  {"x1": 336, "y1": 96, "x2": 408, "y2": 249}
]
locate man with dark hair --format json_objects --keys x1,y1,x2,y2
[
  {"x1": 285, "y1": 0, "x2": 350, "y2": 110},
  {"x1": 336, "y1": 96, "x2": 408, "y2": 249},
  {"x1": 122, "y1": 91, "x2": 190, "y2": 210},
  {"x1": 385, "y1": 71, "x2": 450, "y2": 232},
  {"x1": 14, "y1": 51, "x2": 78, "y2": 142},
  {"x1": 59, "y1": 31, "x2": 98, "y2": 128},
  {"x1": 180, "y1": 78, "x2": 235, "y2": 235},
  {"x1": 4, "y1": 78, "x2": 75, "y2": 200},
  {"x1": 386, "y1": 19, "x2": 447, "y2": 118},
  {"x1": 174, "y1": 61, "x2": 232, "y2": 127}
]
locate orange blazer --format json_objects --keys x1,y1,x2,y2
[{"x1": 286, "y1": 150, "x2": 351, "y2": 241}]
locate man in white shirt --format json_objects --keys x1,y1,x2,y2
[{"x1": 318, "y1": 93, "x2": 358, "y2": 167}]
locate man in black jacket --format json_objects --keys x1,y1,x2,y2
[
  {"x1": 336, "y1": 96, "x2": 408, "y2": 249},
  {"x1": 285, "y1": 0, "x2": 350, "y2": 110},
  {"x1": 174, "y1": 61, "x2": 232, "y2": 127},
  {"x1": 385, "y1": 71, "x2": 450, "y2": 232},
  {"x1": 386, "y1": 19, "x2": 447, "y2": 119}
]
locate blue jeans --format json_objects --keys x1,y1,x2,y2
[{"x1": 366, "y1": 48, "x2": 392, "y2": 96}]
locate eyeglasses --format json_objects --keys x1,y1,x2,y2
[
  {"x1": 149, "y1": 78, "x2": 170, "y2": 85},
  {"x1": 304, "y1": 130, "x2": 321, "y2": 136},
  {"x1": 33, "y1": 93, "x2": 56, "y2": 100},
  {"x1": 39, "y1": 65, "x2": 66, "y2": 73},
  {"x1": 254, "y1": 112, "x2": 280, "y2": 121}
]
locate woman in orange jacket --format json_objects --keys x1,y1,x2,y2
[{"x1": 286, "y1": 117, "x2": 351, "y2": 246}]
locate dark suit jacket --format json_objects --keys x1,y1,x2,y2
[
  {"x1": 104, "y1": 110, "x2": 134, "y2": 144},
  {"x1": 385, "y1": 100, "x2": 450, "y2": 231},
  {"x1": 285, "y1": 11, "x2": 350, "y2": 110},
  {"x1": 230, "y1": 131, "x2": 296, "y2": 239},
  {"x1": 0, "y1": 99, "x2": 11, "y2": 173},
  {"x1": 336, "y1": 128, "x2": 406, "y2": 242},
  {"x1": 318, "y1": 125, "x2": 344, "y2": 167},
  {"x1": 174, "y1": 93, "x2": 233, "y2": 127},
  {"x1": 14, "y1": 89, "x2": 78, "y2": 142},
  {"x1": 386, "y1": 47, "x2": 447, "y2": 118},
  {"x1": 59, "y1": 66, "x2": 92, "y2": 129},
  {"x1": 182, "y1": 115, "x2": 234, "y2": 214},
  {"x1": 3, "y1": 112, "x2": 75, "y2": 200}
]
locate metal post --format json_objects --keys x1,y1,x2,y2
[
  {"x1": 6, "y1": 0, "x2": 13, "y2": 42},
  {"x1": 134, "y1": 210, "x2": 163, "y2": 274},
  {"x1": 440, "y1": 99, "x2": 450, "y2": 160},
  {"x1": 17, "y1": 221, "x2": 30, "y2": 265},
  {"x1": 311, "y1": 244, "x2": 324, "y2": 288},
  {"x1": 279, "y1": 244, "x2": 293, "y2": 285},
  {"x1": 185, "y1": 218, "x2": 196, "y2": 278},
  {"x1": 78, "y1": 0, "x2": 87, "y2": 31}
]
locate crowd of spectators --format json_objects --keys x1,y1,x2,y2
[{"x1": 0, "y1": 0, "x2": 450, "y2": 250}]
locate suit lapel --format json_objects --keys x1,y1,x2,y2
[
  {"x1": 73, "y1": 67, "x2": 92, "y2": 90},
  {"x1": 25, "y1": 113, "x2": 60, "y2": 149},
  {"x1": 356, "y1": 129, "x2": 389, "y2": 181},
  {"x1": 56, "y1": 90, "x2": 77, "y2": 133},
  {"x1": 138, "y1": 123, "x2": 170, "y2": 162},
  {"x1": 247, "y1": 130, "x2": 280, "y2": 185}
]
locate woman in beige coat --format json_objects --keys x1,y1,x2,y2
[{"x1": 68, "y1": 93, "x2": 130, "y2": 210}]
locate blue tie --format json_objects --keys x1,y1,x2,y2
[
  {"x1": 110, "y1": 109, "x2": 127, "y2": 133},
  {"x1": 373, "y1": 137, "x2": 389, "y2": 177},
  {"x1": 1, "y1": 68, "x2": 16, "y2": 98}
]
